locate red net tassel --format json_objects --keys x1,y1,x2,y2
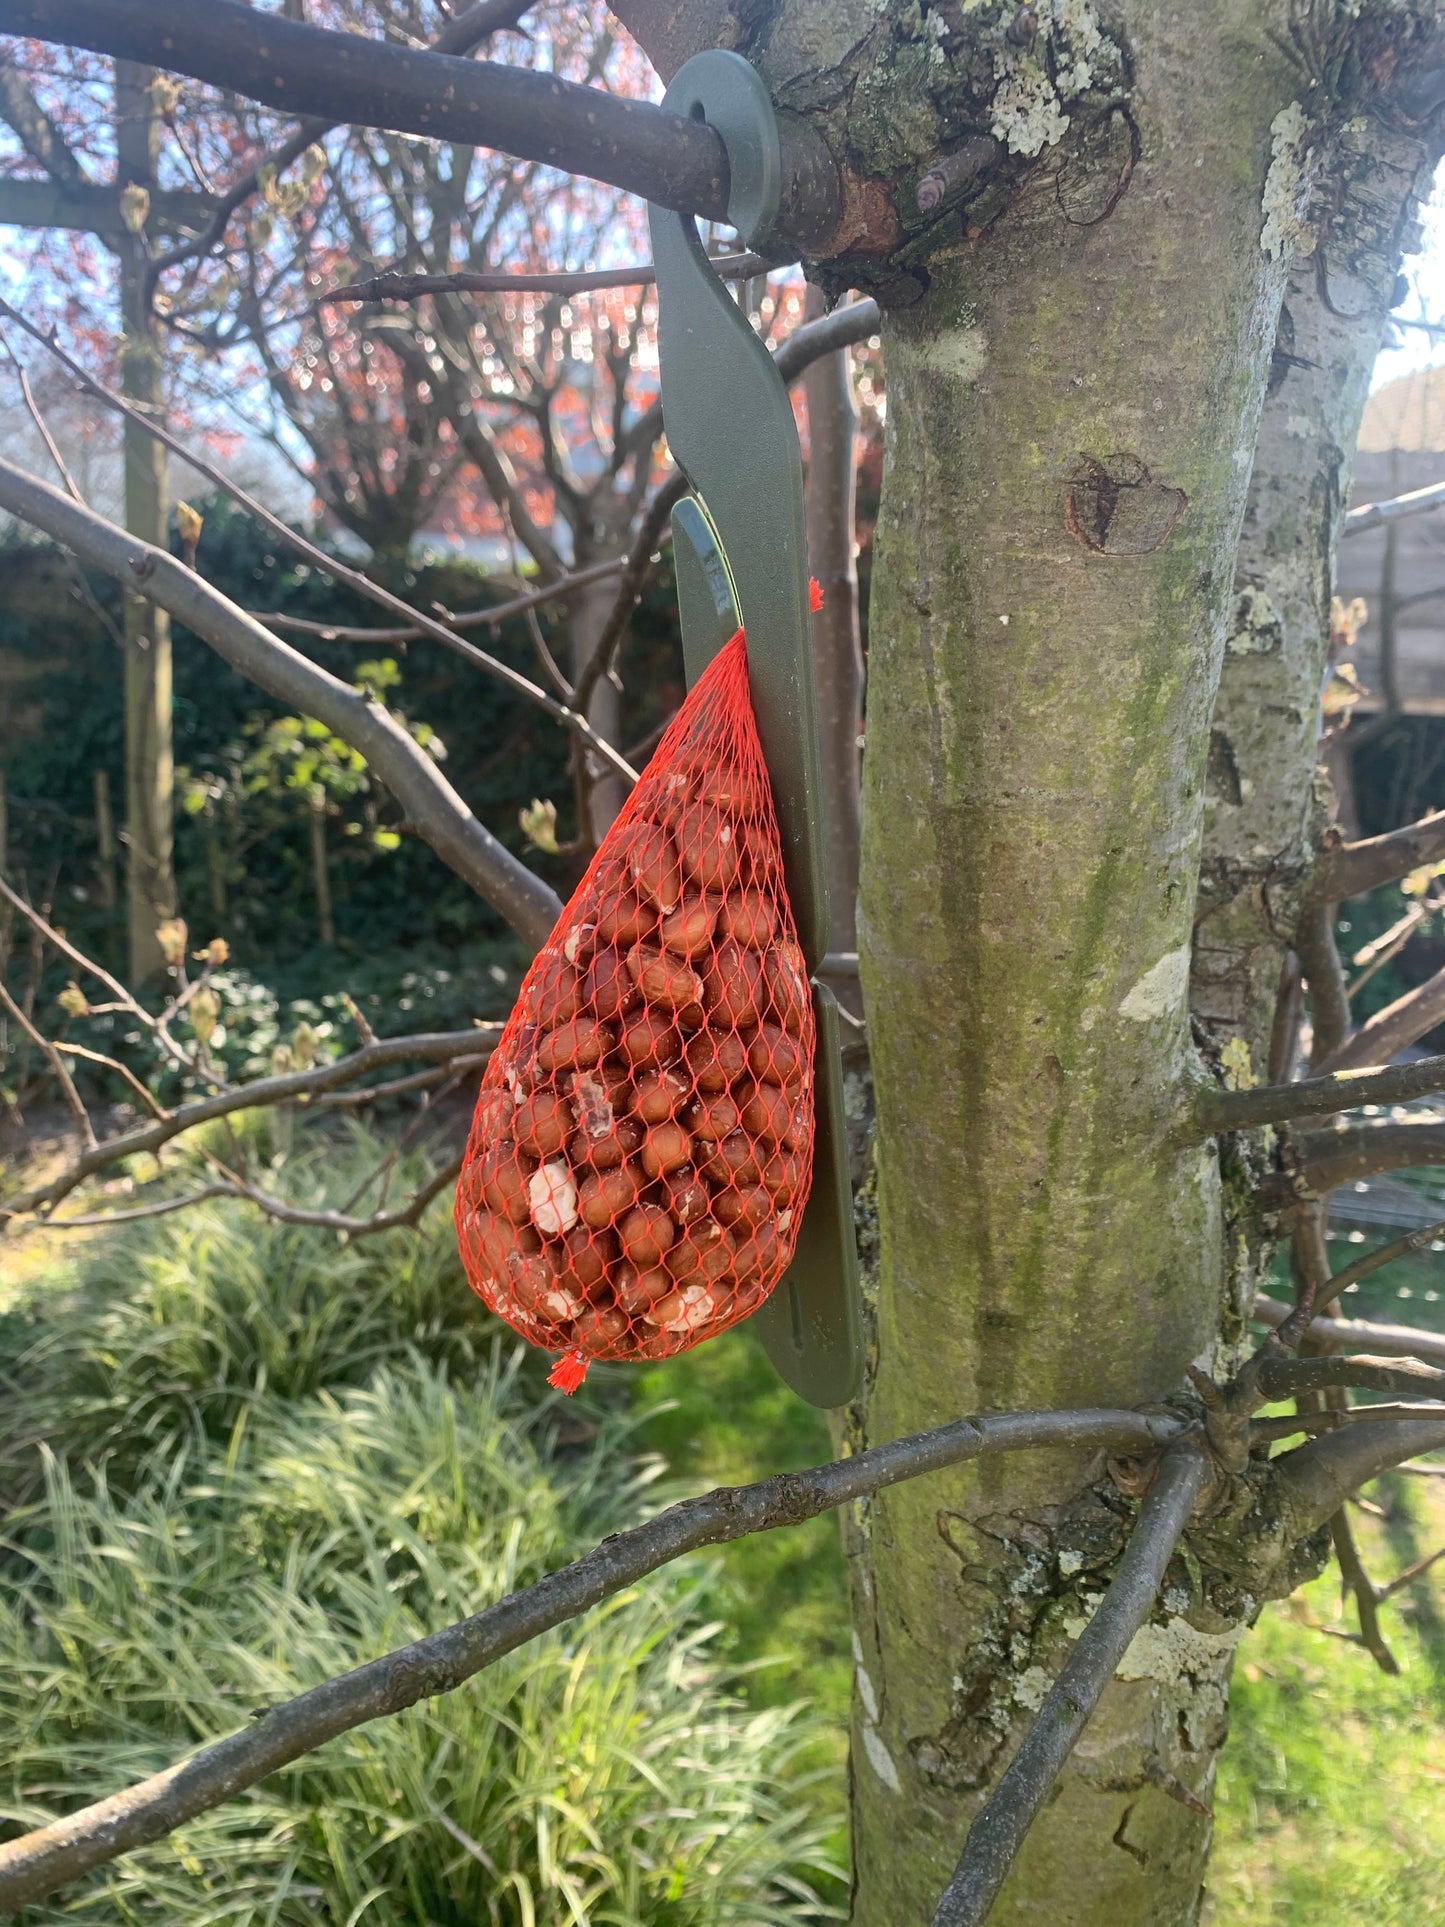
[
  {"x1": 548, "y1": 1348, "x2": 589, "y2": 1395},
  {"x1": 809, "y1": 577, "x2": 824, "y2": 612}
]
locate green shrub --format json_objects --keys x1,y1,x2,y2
[
  {"x1": 0, "y1": 1140, "x2": 841, "y2": 1923},
  {"x1": 0, "y1": 1127, "x2": 484, "y2": 1505}
]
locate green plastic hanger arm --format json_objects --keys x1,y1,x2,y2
[{"x1": 649, "y1": 53, "x2": 863, "y2": 1408}]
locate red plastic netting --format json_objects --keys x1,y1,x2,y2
[{"x1": 455, "y1": 628, "x2": 816, "y2": 1393}]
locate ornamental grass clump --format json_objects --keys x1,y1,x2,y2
[{"x1": 0, "y1": 1140, "x2": 841, "y2": 1923}]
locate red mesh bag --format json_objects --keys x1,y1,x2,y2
[{"x1": 455, "y1": 629, "x2": 815, "y2": 1393}]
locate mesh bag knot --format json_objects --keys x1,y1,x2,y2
[{"x1": 456, "y1": 631, "x2": 816, "y2": 1391}]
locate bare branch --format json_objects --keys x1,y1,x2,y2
[
  {"x1": 52, "y1": 1040, "x2": 169, "y2": 1118},
  {"x1": 1330, "y1": 1509, "x2": 1399, "y2": 1673},
  {"x1": 145, "y1": 0, "x2": 531, "y2": 295},
  {"x1": 1254, "y1": 1293, "x2": 1445, "y2": 1366},
  {"x1": 572, "y1": 472, "x2": 688, "y2": 721},
  {"x1": 0, "y1": 50, "x2": 85, "y2": 185},
  {"x1": 195, "y1": 1145, "x2": 465, "y2": 1236},
  {"x1": 1254, "y1": 1352, "x2": 1445, "y2": 1401},
  {"x1": 0, "y1": 1405, "x2": 1180, "y2": 1914},
  {"x1": 1317, "y1": 971, "x2": 1445, "y2": 1079},
  {"x1": 254, "y1": 556, "x2": 627, "y2": 646},
  {"x1": 1291, "y1": 1117, "x2": 1445, "y2": 1193},
  {"x1": 0, "y1": 176, "x2": 214, "y2": 238},
  {"x1": 1274, "y1": 1416, "x2": 1445, "y2": 1534},
  {"x1": 0, "y1": 1026, "x2": 495, "y2": 1223},
  {"x1": 1190, "y1": 1051, "x2": 1445, "y2": 1136},
  {"x1": 1308, "y1": 808, "x2": 1445, "y2": 903},
  {"x1": 1304, "y1": 1217, "x2": 1445, "y2": 1326},
  {"x1": 0, "y1": 327, "x2": 82, "y2": 499},
  {"x1": 1344, "y1": 477, "x2": 1445, "y2": 537},
  {"x1": 1295, "y1": 901, "x2": 1350, "y2": 1069},
  {"x1": 0, "y1": 300, "x2": 636, "y2": 788},
  {"x1": 772, "y1": 297, "x2": 881, "y2": 381},
  {"x1": 326, "y1": 251, "x2": 773, "y2": 303},
  {"x1": 0, "y1": 459, "x2": 563, "y2": 944},
  {"x1": 1, "y1": 0, "x2": 848, "y2": 254},
  {"x1": 930, "y1": 1443, "x2": 1210, "y2": 1927},
  {"x1": 0, "y1": 981, "x2": 95, "y2": 1147}
]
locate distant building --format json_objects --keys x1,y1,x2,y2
[{"x1": 1341, "y1": 365, "x2": 1445, "y2": 715}]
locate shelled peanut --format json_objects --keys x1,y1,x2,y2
[{"x1": 458, "y1": 757, "x2": 813, "y2": 1363}]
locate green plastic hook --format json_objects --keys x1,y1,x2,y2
[{"x1": 648, "y1": 53, "x2": 863, "y2": 1409}]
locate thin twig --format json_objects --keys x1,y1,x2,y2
[
  {"x1": 51, "y1": 1041, "x2": 169, "y2": 1119},
  {"x1": 325, "y1": 251, "x2": 774, "y2": 303},
  {"x1": 1308, "y1": 808, "x2": 1445, "y2": 905},
  {"x1": 1344, "y1": 478, "x2": 1445, "y2": 536},
  {"x1": 253, "y1": 555, "x2": 627, "y2": 646},
  {"x1": 0, "y1": 1028, "x2": 496, "y2": 1222},
  {"x1": 1255, "y1": 1352, "x2": 1445, "y2": 1400},
  {"x1": 1191, "y1": 1051, "x2": 1445, "y2": 1136},
  {"x1": 1331, "y1": 1508, "x2": 1399, "y2": 1673},
  {"x1": 0, "y1": 981, "x2": 95, "y2": 1148},
  {"x1": 1375, "y1": 1541, "x2": 1445, "y2": 1602},
  {"x1": 0, "y1": 1406, "x2": 1182, "y2": 1914},
  {"x1": 930, "y1": 1443, "x2": 1209, "y2": 1927},
  {"x1": 0, "y1": 327, "x2": 82, "y2": 500}
]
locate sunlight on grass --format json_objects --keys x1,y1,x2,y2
[{"x1": 1209, "y1": 1472, "x2": 1445, "y2": 1924}]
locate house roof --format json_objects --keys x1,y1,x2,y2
[{"x1": 1359, "y1": 365, "x2": 1445, "y2": 453}]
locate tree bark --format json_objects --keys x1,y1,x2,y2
[
  {"x1": 115, "y1": 61, "x2": 176, "y2": 984},
  {"x1": 844, "y1": 7, "x2": 1318, "y2": 1916},
  {"x1": 1191, "y1": 122, "x2": 1437, "y2": 1071}
]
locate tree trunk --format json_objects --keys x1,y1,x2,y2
[
  {"x1": 848, "y1": 11, "x2": 1314, "y2": 1917},
  {"x1": 115, "y1": 60, "x2": 176, "y2": 985},
  {"x1": 803, "y1": 284, "x2": 864, "y2": 962}
]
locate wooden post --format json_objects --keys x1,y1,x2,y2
[{"x1": 93, "y1": 767, "x2": 117, "y2": 909}]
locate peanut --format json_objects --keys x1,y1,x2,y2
[
  {"x1": 574, "y1": 1304, "x2": 629, "y2": 1348},
  {"x1": 480, "y1": 1140, "x2": 535, "y2": 1225},
  {"x1": 702, "y1": 938, "x2": 763, "y2": 1027},
  {"x1": 569, "y1": 1115, "x2": 643, "y2": 1170},
  {"x1": 700, "y1": 1131, "x2": 762, "y2": 1187},
  {"x1": 675, "y1": 802, "x2": 740, "y2": 890},
  {"x1": 595, "y1": 890, "x2": 656, "y2": 947},
  {"x1": 745, "y1": 1022, "x2": 803, "y2": 1088},
  {"x1": 715, "y1": 1184, "x2": 772, "y2": 1229},
  {"x1": 619, "y1": 1009, "x2": 681, "y2": 1070},
  {"x1": 536, "y1": 1016, "x2": 613, "y2": 1075},
  {"x1": 513, "y1": 1089, "x2": 571, "y2": 1157},
  {"x1": 472, "y1": 1086, "x2": 514, "y2": 1140},
  {"x1": 578, "y1": 1164, "x2": 641, "y2": 1229},
  {"x1": 627, "y1": 820, "x2": 683, "y2": 911},
  {"x1": 688, "y1": 1091, "x2": 739, "y2": 1141},
  {"x1": 584, "y1": 945, "x2": 638, "y2": 1022},
  {"x1": 739, "y1": 1079, "x2": 791, "y2": 1144},
  {"x1": 619, "y1": 1202, "x2": 677, "y2": 1269},
  {"x1": 660, "y1": 894, "x2": 717, "y2": 957},
  {"x1": 633, "y1": 1067, "x2": 690, "y2": 1125},
  {"x1": 661, "y1": 1166, "x2": 711, "y2": 1226},
  {"x1": 685, "y1": 1028, "x2": 748, "y2": 1092},
  {"x1": 528, "y1": 1160, "x2": 579, "y2": 1238},
  {"x1": 627, "y1": 942, "x2": 704, "y2": 1012},
  {"x1": 641, "y1": 1119, "x2": 691, "y2": 1178},
  {"x1": 718, "y1": 887, "x2": 776, "y2": 948},
  {"x1": 615, "y1": 1261, "x2": 675, "y2": 1317},
  {"x1": 561, "y1": 1225, "x2": 617, "y2": 1291},
  {"x1": 527, "y1": 949, "x2": 580, "y2": 1025}
]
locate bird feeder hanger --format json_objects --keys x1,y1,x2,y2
[{"x1": 647, "y1": 51, "x2": 863, "y2": 1408}]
